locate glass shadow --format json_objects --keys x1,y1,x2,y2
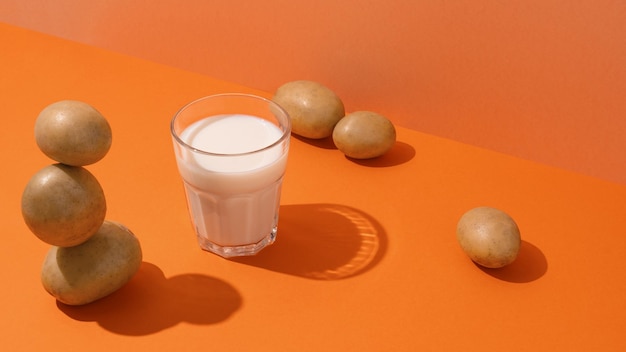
[{"x1": 231, "y1": 203, "x2": 388, "y2": 280}]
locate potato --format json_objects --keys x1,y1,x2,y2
[
  {"x1": 332, "y1": 111, "x2": 396, "y2": 159},
  {"x1": 21, "y1": 164, "x2": 106, "y2": 247},
  {"x1": 35, "y1": 100, "x2": 112, "y2": 166},
  {"x1": 272, "y1": 80, "x2": 345, "y2": 139},
  {"x1": 41, "y1": 220, "x2": 142, "y2": 305},
  {"x1": 456, "y1": 207, "x2": 521, "y2": 268}
]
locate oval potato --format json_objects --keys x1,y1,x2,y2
[
  {"x1": 35, "y1": 100, "x2": 112, "y2": 166},
  {"x1": 456, "y1": 206, "x2": 521, "y2": 268},
  {"x1": 41, "y1": 220, "x2": 142, "y2": 305},
  {"x1": 272, "y1": 80, "x2": 345, "y2": 139},
  {"x1": 21, "y1": 164, "x2": 106, "y2": 247},
  {"x1": 332, "y1": 111, "x2": 396, "y2": 159}
]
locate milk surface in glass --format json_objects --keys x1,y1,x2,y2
[{"x1": 176, "y1": 114, "x2": 287, "y2": 250}]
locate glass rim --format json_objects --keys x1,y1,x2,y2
[{"x1": 170, "y1": 93, "x2": 291, "y2": 157}]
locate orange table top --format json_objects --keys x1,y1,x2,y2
[{"x1": 1, "y1": 23, "x2": 625, "y2": 351}]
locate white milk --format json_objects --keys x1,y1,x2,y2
[{"x1": 175, "y1": 114, "x2": 288, "y2": 250}]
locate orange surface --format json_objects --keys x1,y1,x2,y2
[
  {"x1": 1, "y1": 1, "x2": 625, "y2": 184},
  {"x1": 2, "y1": 23, "x2": 626, "y2": 351}
]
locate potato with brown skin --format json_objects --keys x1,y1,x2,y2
[
  {"x1": 272, "y1": 80, "x2": 345, "y2": 139},
  {"x1": 21, "y1": 164, "x2": 106, "y2": 247},
  {"x1": 35, "y1": 100, "x2": 112, "y2": 166},
  {"x1": 456, "y1": 206, "x2": 521, "y2": 268},
  {"x1": 41, "y1": 220, "x2": 142, "y2": 305},
  {"x1": 332, "y1": 111, "x2": 396, "y2": 159}
]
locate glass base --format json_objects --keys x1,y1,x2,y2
[{"x1": 197, "y1": 227, "x2": 277, "y2": 258}]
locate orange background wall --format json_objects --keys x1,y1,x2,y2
[{"x1": 1, "y1": 0, "x2": 624, "y2": 184}]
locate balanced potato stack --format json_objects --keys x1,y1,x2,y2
[{"x1": 21, "y1": 100, "x2": 142, "y2": 306}]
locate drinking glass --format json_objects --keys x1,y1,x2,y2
[{"x1": 171, "y1": 93, "x2": 291, "y2": 257}]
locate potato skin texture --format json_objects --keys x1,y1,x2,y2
[
  {"x1": 35, "y1": 100, "x2": 112, "y2": 166},
  {"x1": 332, "y1": 111, "x2": 396, "y2": 159},
  {"x1": 21, "y1": 164, "x2": 106, "y2": 247},
  {"x1": 41, "y1": 221, "x2": 142, "y2": 306},
  {"x1": 456, "y1": 207, "x2": 521, "y2": 268},
  {"x1": 272, "y1": 80, "x2": 345, "y2": 139}
]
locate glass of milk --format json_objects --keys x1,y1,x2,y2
[{"x1": 171, "y1": 93, "x2": 291, "y2": 257}]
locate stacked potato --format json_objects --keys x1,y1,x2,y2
[{"x1": 21, "y1": 100, "x2": 142, "y2": 305}]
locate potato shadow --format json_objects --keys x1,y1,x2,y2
[
  {"x1": 347, "y1": 141, "x2": 415, "y2": 167},
  {"x1": 476, "y1": 240, "x2": 548, "y2": 283},
  {"x1": 231, "y1": 203, "x2": 387, "y2": 280},
  {"x1": 292, "y1": 135, "x2": 415, "y2": 167},
  {"x1": 292, "y1": 134, "x2": 337, "y2": 149},
  {"x1": 57, "y1": 262, "x2": 242, "y2": 335}
]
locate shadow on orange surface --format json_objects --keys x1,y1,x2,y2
[
  {"x1": 291, "y1": 135, "x2": 338, "y2": 150},
  {"x1": 231, "y1": 203, "x2": 387, "y2": 280},
  {"x1": 348, "y1": 141, "x2": 415, "y2": 167},
  {"x1": 57, "y1": 262, "x2": 242, "y2": 335},
  {"x1": 292, "y1": 136, "x2": 416, "y2": 168},
  {"x1": 476, "y1": 241, "x2": 548, "y2": 283}
]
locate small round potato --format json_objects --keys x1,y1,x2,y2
[
  {"x1": 456, "y1": 207, "x2": 521, "y2": 268},
  {"x1": 35, "y1": 100, "x2": 112, "y2": 166},
  {"x1": 332, "y1": 111, "x2": 396, "y2": 159},
  {"x1": 272, "y1": 80, "x2": 345, "y2": 139},
  {"x1": 41, "y1": 220, "x2": 142, "y2": 305},
  {"x1": 21, "y1": 164, "x2": 106, "y2": 247}
]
